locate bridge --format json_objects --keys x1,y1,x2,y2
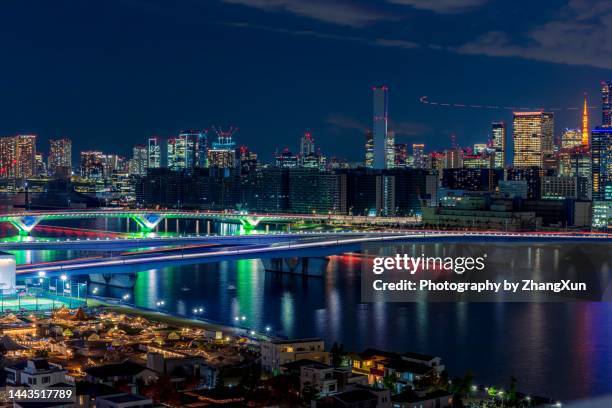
[
  {"x1": 0, "y1": 209, "x2": 421, "y2": 235},
  {"x1": 15, "y1": 230, "x2": 612, "y2": 277}
]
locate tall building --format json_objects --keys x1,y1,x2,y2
[
  {"x1": 491, "y1": 122, "x2": 506, "y2": 168},
  {"x1": 561, "y1": 128, "x2": 583, "y2": 150},
  {"x1": 412, "y1": 144, "x2": 426, "y2": 169},
  {"x1": 48, "y1": 138, "x2": 72, "y2": 176},
  {"x1": 148, "y1": 137, "x2": 162, "y2": 168},
  {"x1": 512, "y1": 112, "x2": 554, "y2": 168},
  {"x1": 372, "y1": 86, "x2": 389, "y2": 169},
  {"x1": 602, "y1": 81, "x2": 612, "y2": 127},
  {"x1": 130, "y1": 145, "x2": 148, "y2": 176},
  {"x1": 238, "y1": 146, "x2": 258, "y2": 174},
  {"x1": 394, "y1": 144, "x2": 408, "y2": 167},
  {"x1": 207, "y1": 129, "x2": 237, "y2": 168},
  {"x1": 591, "y1": 127, "x2": 612, "y2": 201},
  {"x1": 275, "y1": 150, "x2": 299, "y2": 168},
  {"x1": 365, "y1": 130, "x2": 374, "y2": 168},
  {"x1": 167, "y1": 133, "x2": 197, "y2": 170},
  {"x1": 582, "y1": 93, "x2": 589, "y2": 146},
  {"x1": 15, "y1": 135, "x2": 37, "y2": 179},
  {"x1": 80, "y1": 151, "x2": 104, "y2": 179},
  {"x1": 0, "y1": 137, "x2": 17, "y2": 179},
  {"x1": 179, "y1": 130, "x2": 207, "y2": 168},
  {"x1": 300, "y1": 132, "x2": 315, "y2": 158},
  {"x1": 385, "y1": 129, "x2": 395, "y2": 169}
]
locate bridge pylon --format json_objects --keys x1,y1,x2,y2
[
  {"x1": 9, "y1": 216, "x2": 41, "y2": 236},
  {"x1": 131, "y1": 214, "x2": 165, "y2": 232}
]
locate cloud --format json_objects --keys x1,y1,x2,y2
[
  {"x1": 326, "y1": 115, "x2": 368, "y2": 132},
  {"x1": 457, "y1": 0, "x2": 612, "y2": 69},
  {"x1": 222, "y1": 0, "x2": 390, "y2": 27},
  {"x1": 374, "y1": 38, "x2": 419, "y2": 49},
  {"x1": 387, "y1": 0, "x2": 488, "y2": 13},
  {"x1": 389, "y1": 120, "x2": 430, "y2": 136}
]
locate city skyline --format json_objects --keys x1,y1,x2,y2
[{"x1": 1, "y1": 0, "x2": 610, "y2": 161}]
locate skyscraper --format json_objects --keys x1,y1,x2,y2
[
  {"x1": 386, "y1": 129, "x2": 395, "y2": 169},
  {"x1": 208, "y1": 129, "x2": 237, "y2": 168},
  {"x1": 300, "y1": 132, "x2": 315, "y2": 158},
  {"x1": 512, "y1": 112, "x2": 554, "y2": 168},
  {"x1": 0, "y1": 137, "x2": 17, "y2": 179},
  {"x1": 561, "y1": 128, "x2": 583, "y2": 150},
  {"x1": 167, "y1": 133, "x2": 196, "y2": 170},
  {"x1": 601, "y1": 81, "x2": 612, "y2": 127},
  {"x1": 130, "y1": 145, "x2": 148, "y2": 176},
  {"x1": 148, "y1": 137, "x2": 162, "y2": 168},
  {"x1": 15, "y1": 135, "x2": 37, "y2": 179},
  {"x1": 591, "y1": 127, "x2": 612, "y2": 201},
  {"x1": 394, "y1": 143, "x2": 408, "y2": 167},
  {"x1": 80, "y1": 151, "x2": 104, "y2": 179},
  {"x1": 582, "y1": 93, "x2": 589, "y2": 146},
  {"x1": 372, "y1": 86, "x2": 389, "y2": 169},
  {"x1": 48, "y1": 138, "x2": 72, "y2": 176},
  {"x1": 365, "y1": 130, "x2": 374, "y2": 168},
  {"x1": 412, "y1": 144, "x2": 426, "y2": 169},
  {"x1": 491, "y1": 122, "x2": 506, "y2": 169}
]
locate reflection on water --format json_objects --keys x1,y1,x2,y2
[{"x1": 85, "y1": 252, "x2": 612, "y2": 401}]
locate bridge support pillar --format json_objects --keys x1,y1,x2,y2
[
  {"x1": 131, "y1": 214, "x2": 165, "y2": 233},
  {"x1": 263, "y1": 257, "x2": 329, "y2": 277},
  {"x1": 239, "y1": 216, "x2": 261, "y2": 231},
  {"x1": 9, "y1": 216, "x2": 41, "y2": 236}
]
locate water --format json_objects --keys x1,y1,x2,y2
[
  {"x1": 4, "y1": 219, "x2": 612, "y2": 401},
  {"x1": 85, "y1": 256, "x2": 612, "y2": 401}
]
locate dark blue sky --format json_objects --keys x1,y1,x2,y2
[{"x1": 1, "y1": 0, "x2": 611, "y2": 162}]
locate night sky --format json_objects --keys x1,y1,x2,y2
[{"x1": 1, "y1": 0, "x2": 611, "y2": 162}]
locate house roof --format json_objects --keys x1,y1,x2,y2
[
  {"x1": 0, "y1": 335, "x2": 28, "y2": 351},
  {"x1": 333, "y1": 389, "x2": 378, "y2": 404},
  {"x1": 85, "y1": 360, "x2": 147, "y2": 378},
  {"x1": 281, "y1": 359, "x2": 331, "y2": 371},
  {"x1": 402, "y1": 351, "x2": 437, "y2": 362}
]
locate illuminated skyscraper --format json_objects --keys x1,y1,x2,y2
[
  {"x1": 372, "y1": 86, "x2": 389, "y2": 169},
  {"x1": 48, "y1": 138, "x2": 72, "y2": 176},
  {"x1": 561, "y1": 128, "x2": 583, "y2": 150},
  {"x1": 300, "y1": 132, "x2": 315, "y2": 158},
  {"x1": 207, "y1": 129, "x2": 237, "y2": 168},
  {"x1": 386, "y1": 129, "x2": 395, "y2": 169},
  {"x1": 0, "y1": 137, "x2": 17, "y2": 179},
  {"x1": 80, "y1": 151, "x2": 104, "y2": 179},
  {"x1": 15, "y1": 135, "x2": 37, "y2": 179},
  {"x1": 412, "y1": 143, "x2": 426, "y2": 169},
  {"x1": 582, "y1": 93, "x2": 589, "y2": 146},
  {"x1": 491, "y1": 122, "x2": 506, "y2": 168},
  {"x1": 591, "y1": 127, "x2": 612, "y2": 200},
  {"x1": 365, "y1": 130, "x2": 374, "y2": 168},
  {"x1": 130, "y1": 145, "x2": 148, "y2": 176},
  {"x1": 147, "y1": 137, "x2": 162, "y2": 168},
  {"x1": 394, "y1": 143, "x2": 408, "y2": 167},
  {"x1": 512, "y1": 112, "x2": 554, "y2": 168},
  {"x1": 602, "y1": 81, "x2": 612, "y2": 127}
]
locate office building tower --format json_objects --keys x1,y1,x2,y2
[
  {"x1": 473, "y1": 143, "x2": 487, "y2": 154},
  {"x1": 15, "y1": 135, "x2": 37, "y2": 179},
  {"x1": 512, "y1": 112, "x2": 554, "y2": 168},
  {"x1": 178, "y1": 130, "x2": 207, "y2": 168},
  {"x1": 491, "y1": 122, "x2": 506, "y2": 168},
  {"x1": 167, "y1": 132, "x2": 198, "y2": 170},
  {"x1": 365, "y1": 130, "x2": 374, "y2": 168},
  {"x1": 412, "y1": 144, "x2": 426, "y2": 169},
  {"x1": 582, "y1": 94, "x2": 589, "y2": 146},
  {"x1": 0, "y1": 137, "x2": 17, "y2": 179},
  {"x1": 80, "y1": 151, "x2": 104, "y2": 179},
  {"x1": 238, "y1": 146, "x2": 258, "y2": 174},
  {"x1": 372, "y1": 86, "x2": 389, "y2": 169},
  {"x1": 148, "y1": 137, "x2": 162, "y2": 168},
  {"x1": 386, "y1": 130, "x2": 395, "y2": 169},
  {"x1": 602, "y1": 81, "x2": 612, "y2": 127},
  {"x1": 130, "y1": 145, "x2": 148, "y2": 176},
  {"x1": 276, "y1": 150, "x2": 299, "y2": 168},
  {"x1": 300, "y1": 132, "x2": 315, "y2": 158},
  {"x1": 591, "y1": 127, "x2": 612, "y2": 200},
  {"x1": 444, "y1": 147, "x2": 463, "y2": 169},
  {"x1": 394, "y1": 144, "x2": 408, "y2": 168},
  {"x1": 207, "y1": 129, "x2": 237, "y2": 168},
  {"x1": 561, "y1": 128, "x2": 583, "y2": 150},
  {"x1": 48, "y1": 138, "x2": 72, "y2": 176}
]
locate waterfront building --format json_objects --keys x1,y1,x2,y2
[
  {"x1": 15, "y1": 134, "x2": 37, "y2": 179},
  {"x1": 48, "y1": 138, "x2": 72, "y2": 177},
  {"x1": 512, "y1": 112, "x2": 554, "y2": 168},
  {"x1": 591, "y1": 126, "x2": 612, "y2": 200},
  {"x1": 498, "y1": 180, "x2": 529, "y2": 199},
  {"x1": 506, "y1": 167, "x2": 554, "y2": 199},
  {"x1": 261, "y1": 338, "x2": 328, "y2": 376},
  {"x1": 541, "y1": 176, "x2": 589, "y2": 200},
  {"x1": 442, "y1": 168, "x2": 501, "y2": 192},
  {"x1": 372, "y1": 86, "x2": 389, "y2": 169},
  {"x1": 592, "y1": 200, "x2": 612, "y2": 229},
  {"x1": 288, "y1": 169, "x2": 346, "y2": 214},
  {"x1": 0, "y1": 137, "x2": 17, "y2": 179}
]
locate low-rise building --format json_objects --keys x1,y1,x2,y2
[
  {"x1": 300, "y1": 361, "x2": 338, "y2": 396},
  {"x1": 5, "y1": 358, "x2": 70, "y2": 388},
  {"x1": 261, "y1": 338, "x2": 329, "y2": 376},
  {"x1": 95, "y1": 393, "x2": 153, "y2": 408}
]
